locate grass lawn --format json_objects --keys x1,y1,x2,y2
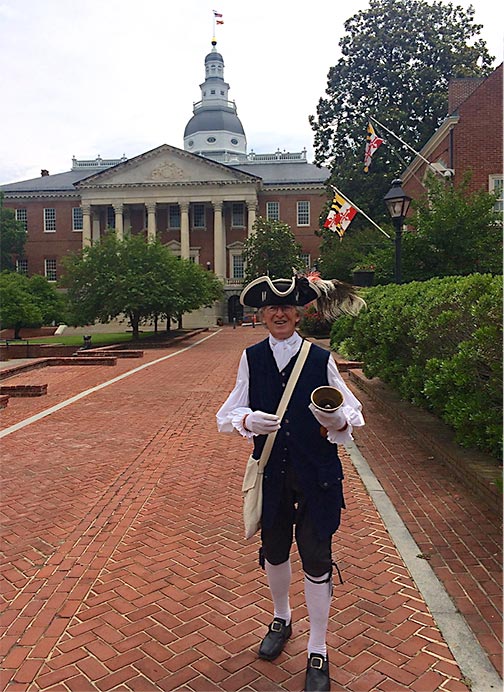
[{"x1": 14, "y1": 332, "x2": 159, "y2": 347}]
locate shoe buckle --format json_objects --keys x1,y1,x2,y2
[
  {"x1": 271, "y1": 621, "x2": 283, "y2": 632},
  {"x1": 310, "y1": 655, "x2": 324, "y2": 669}
]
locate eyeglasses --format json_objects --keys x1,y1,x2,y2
[{"x1": 264, "y1": 305, "x2": 297, "y2": 314}]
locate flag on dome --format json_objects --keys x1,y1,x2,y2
[
  {"x1": 324, "y1": 191, "x2": 358, "y2": 238},
  {"x1": 213, "y1": 10, "x2": 224, "y2": 23},
  {"x1": 364, "y1": 121, "x2": 384, "y2": 172}
]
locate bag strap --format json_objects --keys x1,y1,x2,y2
[{"x1": 257, "y1": 339, "x2": 312, "y2": 470}]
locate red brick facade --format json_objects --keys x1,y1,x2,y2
[{"x1": 403, "y1": 64, "x2": 503, "y2": 202}]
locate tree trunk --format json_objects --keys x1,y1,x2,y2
[
  {"x1": 14, "y1": 324, "x2": 22, "y2": 339},
  {"x1": 130, "y1": 314, "x2": 140, "y2": 341}
]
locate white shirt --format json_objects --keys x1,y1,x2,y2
[{"x1": 216, "y1": 332, "x2": 364, "y2": 445}]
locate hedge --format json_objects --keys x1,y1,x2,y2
[{"x1": 330, "y1": 274, "x2": 502, "y2": 459}]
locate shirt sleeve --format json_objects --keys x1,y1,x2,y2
[
  {"x1": 216, "y1": 351, "x2": 255, "y2": 438},
  {"x1": 324, "y1": 356, "x2": 365, "y2": 445}
]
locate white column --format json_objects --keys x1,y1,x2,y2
[
  {"x1": 92, "y1": 213, "x2": 100, "y2": 244},
  {"x1": 213, "y1": 201, "x2": 225, "y2": 278},
  {"x1": 146, "y1": 202, "x2": 157, "y2": 242},
  {"x1": 123, "y1": 207, "x2": 131, "y2": 238},
  {"x1": 114, "y1": 203, "x2": 124, "y2": 241},
  {"x1": 247, "y1": 200, "x2": 257, "y2": 237},
  {"x1": 180, "y1": 203, "x2": 190, "y2": 259},
  {"x1": 82, "y1": 204, "x2": 91, "y2": 248}
]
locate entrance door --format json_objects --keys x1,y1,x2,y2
[{"x1": 228, "y1": 295, "x2": 243, "y2": 323}]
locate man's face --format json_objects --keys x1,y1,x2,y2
[{"x1": 262, "y1": 304, "x2": 300, "y2": 340}]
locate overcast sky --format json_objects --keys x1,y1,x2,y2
[{"x1": 0, "y1": 0, "x2": 501, "y2": 184}]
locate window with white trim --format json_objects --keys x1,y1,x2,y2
[
  {"x1": 266, "y1": 201, "x2": 280, "y2": 221},
  {"x1": 16, "y1": 258, "x2": 28, "y2": 274},
  {"x1": 232, "y1": 254, "x2": 244, "y2": 279},
  {"x1": 15, "y1": 208, "x2": 27, "y2": 231},
  {"x1": 192, "y1": 204, "x2": 206, "y2": 229},
  {"x1": 300, "y1": 253, "x2": 311, "y2": 269},
  {"x1": 489, "y1": 175, "x2": 503, "y2": 213},
  {"x1": 72, "y1": 207, "x2": 83, "y2": 231},
  {"x1": 297, "y1": 201, "x2": 310, "y2": 226},
  {"x1": 231, "y1": 203, "x2": 245, "y2": 227},
  {"x1": 44, "y1": 208, "x2": 56, "y2": 232},
  {"x1": 168, "y1": 205, "x2": 181, "y2": 229},
  {"x1": 44, "y1": 258, "x2": 57, "y2": 281}
]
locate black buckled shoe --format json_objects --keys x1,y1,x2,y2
[
  {"x1": 305, "y1": 653, "x2": 330, "y2": 691},
  {"x1": 258, "y1": 617, "x2": 292, "y2": 660}
]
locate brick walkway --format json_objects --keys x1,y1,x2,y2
[{"x1": 0, "y1": 327, "x2": 501, "y2": 691}]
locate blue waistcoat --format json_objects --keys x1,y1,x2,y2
[{"x1": 246, "y1": 338, "x2": 345, "y2": 539}]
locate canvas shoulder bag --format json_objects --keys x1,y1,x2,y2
[{"x1": 242, "y1": 339, "x2": 312, "y2": 539}]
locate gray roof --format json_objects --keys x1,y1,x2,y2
[
  {"x1": 184, "y1": 109, "x2": 245, "y2": 137},
  {"x1": 205, "y1": 51, "x2": 224, "y2": 63},
  {"x1": 1, "y1": 159, "x2": 329, "y2": 194},
  {"x1": 233, "y1": 162, "x2": 329, "y2": 186},
  {"x1": 1, "y1": 169, "x2": 103, "y2": 193}
]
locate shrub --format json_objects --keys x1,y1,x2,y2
[
  {"x1": 300, "y1": 304, "x2": 331, "y2": 337},
  {"x1": 330, "y1": 274, "x2": 502, "y2": 459}
]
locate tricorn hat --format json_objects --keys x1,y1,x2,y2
[{"x1": 240, "y1": 272, "x2": 366, "y2": 320}]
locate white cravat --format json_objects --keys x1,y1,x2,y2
[{"x1": 269, "y1": 332, "x2": 302, "y2": 372}]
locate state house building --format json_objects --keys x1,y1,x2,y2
[{"x1": 1, "y1": 40, "x2": 329, "y2": 325}]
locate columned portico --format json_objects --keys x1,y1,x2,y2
[
  {"x1": 213, "y1": 201, "x2": 226, "y2": 278},
  {"x1": 180, "y1": 203, "x2": 190, "y2": 259},
  {"x1": 123, "y1": 207, "x2": 131, "y2": 236},
  {"x1": 92, "y1": 214, "x2": 100, "y2": 244},
  {"x1": 82, "y1": 204, "x2": 92, "y2": 247},
  {"x1": 114, "y1": 203, "x2": 124, "y2": 241},
  {"x1": 146, "y1": 203, "x2": 156, "y2": 242},
  {"x1": 247, "y1": 200, "x2": 257, "y2": 237}
]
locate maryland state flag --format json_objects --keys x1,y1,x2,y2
[
  {"x1": 324, "y1": 192, "x2": 358, "y2": 238},
  {"x1": 364, "y1": 122, "x2": 384, "y2": 172}
]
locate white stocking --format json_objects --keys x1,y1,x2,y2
[
  {"x1": 304, "y1": 571, "x2": 332, "y2": 657},
  {"x1": 265, "y1": 559, "x2": 292, "y2": 624}
]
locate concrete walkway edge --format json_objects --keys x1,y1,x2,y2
[{"x1": 346, "y1": 441, "x2": 503, "y2": 692}]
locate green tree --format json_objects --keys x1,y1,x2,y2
[
  {"x1": 61, "y1": 235, "x2": 223, "y2": 338},
  {"x1": 0, "y1": 193, "x2": 27, "y2": 271},
  {"x1": 309, "y1": 0, "x2": 494, "y2": 215},
  {"x1": 319, "y1": 174, "x2": 502, "y2": 284},
  {"x1": 172, "y1": 259, "x2": 223, "y2": 328},
  {"x1": 28, "y1": 274, "x2": 68, "y2": 325},
  {"x1": 242, "y1": 217, "x2": 304, "y2": 283},
  {"x1": 404, "y1": 173, "x2": 502, "y2": 279},
  {"x1": 0, "y1": 271, "x2": 66, "y2": 338},
  {"x1": 317, "y1": 226, "x2": 390, "y2": 282}
]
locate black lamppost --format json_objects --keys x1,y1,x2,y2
[{"x1": 384, "y1": 179, "x2": 412, "y2": 284}]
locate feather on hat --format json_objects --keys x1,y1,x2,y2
[{"x1": 240, "y1": 272, "x2": 366, "y2": 320}]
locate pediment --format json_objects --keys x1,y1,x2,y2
[{"x1": 75, "y1": 144, "x2": 259, "y2": 188}]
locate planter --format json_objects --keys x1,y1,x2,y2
[{"x1": 352, "y1": 270, "x2": 375, "y2": 287}]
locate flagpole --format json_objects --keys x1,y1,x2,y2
[
  {"x1": 369, "y1": 116, "x2": 445, "y2": 177},
  {"x1": 331, "y1": 186, "x2": 391, "y2": 239}
]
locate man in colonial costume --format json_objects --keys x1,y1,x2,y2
[{"x1": 217, "y1": 273, "x2": 365, "y2": 691}]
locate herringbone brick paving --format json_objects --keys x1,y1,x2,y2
[{"x1": 0, "y1": 327, "x2": 501, "y2": 691}]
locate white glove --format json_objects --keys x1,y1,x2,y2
[
  {"x1": 309, "y1": 403, "x2": 347, "y2": 431},
  {"x1": 244, "y1": 410, "x2": 281, "y2": 435}
]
